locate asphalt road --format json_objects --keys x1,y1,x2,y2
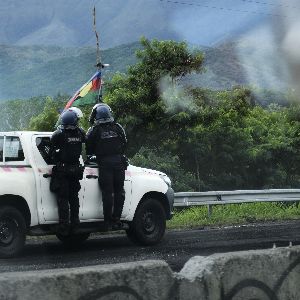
[{"x1": 1, "y1": 220, "x2": 300, "y2": 273}]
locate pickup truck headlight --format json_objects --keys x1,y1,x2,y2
[{"x1": 160, "y1": 175, "x2": 172, "y2": 187}]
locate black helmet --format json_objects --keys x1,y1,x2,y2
[
  {"x1": 94, "y1": 104, "x2": 114, "y2": 124},
  {"x1": 61, "y1": 109, "x2": 79, "y2": 128}
]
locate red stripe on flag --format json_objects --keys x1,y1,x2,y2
[
  {"x1": 91, "y1": 77, "x2": 101, "y2": 91},
  {"x1": 65, "y1": 92, "x2": 80, "y2": 109}
]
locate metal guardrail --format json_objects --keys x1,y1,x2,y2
[{"x1": 174, "y1": 189, "x2": 300, "y2": 216}]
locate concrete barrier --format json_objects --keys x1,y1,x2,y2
[
  {"x1": 0, "y1": 260, "x2": 176, "y2": 300},
  {"x1": 1, "y1": 246, "x2": 300, "y2": 300},
  {"x1": 178, "y1": 246, "x2": 300, "y2": 300}
]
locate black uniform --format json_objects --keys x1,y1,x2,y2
[
  {"x1": 50, "y1": 126, "x2": 85, "y2": 228},
  {"x1": 86, "y1": 122, "x2": 127, "y2": 225}
]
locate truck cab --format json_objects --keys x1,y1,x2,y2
[{"x1": 0, "y1": 131, "x2": 174, "y2": 257}]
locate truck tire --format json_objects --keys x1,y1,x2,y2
[
  {"x1": 0, "y1": 206, "x2": 26, "y2": 258},
  {"x1": 56, "y1": 232, "x2": 90, "y2": 246},
  {"x1": 126, "y1": 198, "x2": 166, "y2": 246}
]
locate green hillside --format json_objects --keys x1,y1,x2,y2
[
  {"x1": 0, "y1": 41, "x2": 249, "y2": 101},
  {"x1": 0, "y1": 40, "x2": 286, "y2": 102},
  {"x1": 0, "y1": 42, "x2": 140, "y2": 100}
]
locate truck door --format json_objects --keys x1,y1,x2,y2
[
  {"x1": 80, "y1": 165, "x2": 102, "y2": 220},
  {"x1": 32, "y1": 135, "x2": 85, "y2": 223},
  {"x1": 80, "y1": 162, "x2": 132, "y2": 220}
]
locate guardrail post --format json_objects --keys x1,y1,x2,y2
[{"x1": 208, "y1": 204, "x2": 213, "y2": 218}]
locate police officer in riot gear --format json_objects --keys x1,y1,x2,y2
[
  {"x1": 51, "y1": 108, "x2": 85, "y2": 234},
  {"x1": 89, "y1": 103, "x2": 108, "y2": 125},
  {"x1": 86, "y1": 103, "x2": 127, "y2": 230}
]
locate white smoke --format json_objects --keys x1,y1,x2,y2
[
  {"x1": 236, "y1": 24, "x2": 289, "y2": 91},
  {"x1": 277, "y1": 0, "x2": 300, "y2": 97},
  {"x1": 236, "y1": 0, "x2": 300, "y2": 98},
  {"x1": 159, "y1": 75, "x2": 198, "y2": 113}
]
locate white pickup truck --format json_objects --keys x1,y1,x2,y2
[{"x1": 0, "y1": 131, "x2": 174, "y2": 258}]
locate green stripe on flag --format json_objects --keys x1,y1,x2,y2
[{"x1": 73, "y1": 91, "x2": 98, "y2": 107}]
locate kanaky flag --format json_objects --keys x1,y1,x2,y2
[{"x1": 65, "y1": 71, "x2": 101, "y2": 109}]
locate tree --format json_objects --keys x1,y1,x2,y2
[
  {"x1": 105, "y1": 37, "x2": 205, "y2": 156},
  {"x1": 176, "y1": 88, "x2": 254, "y2": 190},
  {"x1": 27, "y1": 97, "x2": 59, "y2": 131}
]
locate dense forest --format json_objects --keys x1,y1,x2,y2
[{"x1": 2, "y1": 38, "x2": 300, "y2": 192}]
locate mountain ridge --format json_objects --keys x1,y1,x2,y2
[{"x1": 0, "y1": 0, "x2": 269, "y2": 48}]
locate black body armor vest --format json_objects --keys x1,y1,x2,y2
[
  {"x1": 51, "y1": 128, "x2": 85, "y2": 164},
  {"x1": 94, "y1": 123, "x2": 124, "y2": 157}
]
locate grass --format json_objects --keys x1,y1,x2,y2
[{"x1": 167, "y1": 202, "x2": 300, "y2": 229}]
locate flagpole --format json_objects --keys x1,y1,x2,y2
[{"x1": 93, "y1": 5, "x2": 103, "y2": 104}]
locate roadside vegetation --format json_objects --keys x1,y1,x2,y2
[{"x1": 167, "y1": 202, "x2": 300, "y2": 229}]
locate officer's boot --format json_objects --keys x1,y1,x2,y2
[
  {"x1": 102, "y1": 196, "x2": 113, "y2": 231},
  {"x1": 111, "y1": 215, "x2": 122, "y2": 230},
  {"x1": 58, "y1": 220, "x2": 70, "y2": 235},
  {"x1": 70, "y1": 210, "x2": 80, "y2": 233},
  {"x1": 112, "y1": 189, "x2": 125, "y2": 229},
  {"x1": 103, "y1": 212, "x2": 113, "y2": 231},
  {"x1": 58, "y1": 199, "x2": 70, "y2": 235}
]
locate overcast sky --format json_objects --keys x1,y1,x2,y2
[{"x1": 0, "y1": 0, "x2": 274, "y2": 47}]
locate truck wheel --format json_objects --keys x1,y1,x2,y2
[
  {"x1": 126, "y1": 198, "x2": 166, "y2": 246},
  {"x1": 0, "y1": 206, "x2": 26, "y2": 258},
  {"x1": 56, "y1": 232, "x2": 90, "y2": 246}
]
